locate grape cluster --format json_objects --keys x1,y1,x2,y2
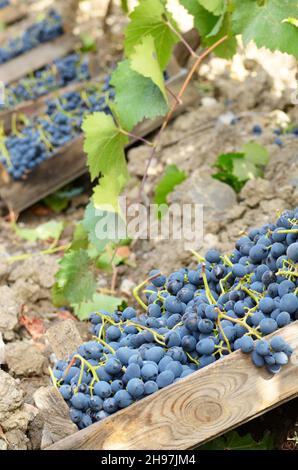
[
  {"x1": 0, "y1": 77, "x2": 113, "y2": 180},
  {"x1": 0, "y1": 9, "x2": 63, "y2": 64},
  {"x1": 52, "y1": 209, "x2": 297, "y2": 430},
  {"x1": 1, "y1": 53, "x2": 90, "y2": 109}
]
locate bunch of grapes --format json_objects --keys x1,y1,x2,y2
[
  {"x1": 51, "y1": 208, "x2": 298, "y2": 430},
  {"x1": 0, "y1": 9, "x2": 63, "y2": 64},
  {"x1": 0, "y1": 77, "x2": 113, "y2": 180},
  {"x1": 1, "y1": 53, "x2": 90, "y2": 109}
]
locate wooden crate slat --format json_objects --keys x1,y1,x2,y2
[
  {"x1": 0, "y1": 34, "x2": 77, "y2": 84},
  {"x1": 1, "y1": 77, "x2": 102, "y2": 133},
  {"x1": 0, "y1": 4, "x2": 27, "y2": 25},
  {"x1": 0, "y1": 72, "x2": 199, "y2": 214},
  {"x1": 47, "y1": 321, "x2": 298, "y2": 450}
]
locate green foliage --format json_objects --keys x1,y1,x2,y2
[
  {"x1": 198, "y1": 0, "x2": 225, "y2": 16},
  {"x1": 82, "y1": 202, "x2": 112, "y2": 252},
  {"x1": 14, "y1": 221, "x2": 64, "y2": 243},
  {"x1": 120, "y1": 0, "x2": 129, "y2": 13},
  {"x1": 52, "y1": 249, "x2": 97, "y2": 307},
  {"x1": 111, "y1": 60, "x2": 168, "y2": 131},
  {"x1": 130, "y1": 35, "x2": 168, "y2": 102},
  {"x1": 199, "y1": 430, "x2": 274, "y2": 450},
  {"x1": 82, "y1": 112, "x2": 128, "y2": 183},
  {"x1": 43, "y1": 187, "x2": 83, "y2": 213},
  {"x1": 212, "y1": 141, "x2": 269, "y2": 192},
  {"x1": 232, "y1": 0, "x2": 298, "y2": 58},
  {"x1": 154, "y1": 164, "x2": 187, "y2": 206},
  {"x1": 74, "y1": 293, "x2": 125, "y2": 321},
  {"x1": 124, "y1": 0, "x2": 179, "y2": 70},
  {"x1": 80, "y1": 32, "x2": 97, "y2": 52}
]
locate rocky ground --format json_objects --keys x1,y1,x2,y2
[{"x1": 0, "y1": 23, "x2": 298, "y2": 449}]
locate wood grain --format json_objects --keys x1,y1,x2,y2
[
  {"x1": 46, "y1": 319, "x2": 82, "y2": 361},
  {"x1": 0, "y1": 34, "x2": 77, "y2": 84},
  {"x1": 47, "y1": 321, "x2": 298, "y2": 450},
  {"x1": 34, "y1": 386, "x2": 78, "y2": 449},
  {"x1": 0, "y1": 4, "x2": 26, "y2": 25},
  {"x1": 0, "y1": 72, "x2": 199, "y2": 214}
]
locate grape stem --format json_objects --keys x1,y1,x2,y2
[{"x1": 138, "y1": 34, "x2": 228, "y2": 200}]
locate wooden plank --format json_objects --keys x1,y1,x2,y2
[
  {"x1": 33, "y1": 319, "x2": 82, "y2": 448},
  {"x1": 46, "y1": 319, "x2": 82, "y2": 361},
  {"x1": 0, "y1": 71, "x2": 199, "y2": 214},
  {"x1": 47, "y1": 321, "x2": 298, "y2": 450},
  {"x1": 0, "y1": 4, "x2": 27, "y2": 25},
  {"x1": 1, "y1": 77, "x2": 102, "y2": 134},
  {"x1": 0, "y1": 34, "x2": 77, "y2": 84},
  {"x1": 34, "y1": 386, "x2": 78, "y2": 449}
]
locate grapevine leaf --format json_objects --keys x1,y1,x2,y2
[
  {"x1": 43, "y1": 187, "x2": 83, "y2": 213},
  {"x1": 74, "y1": 293, "x2": 125, "y2": 321},
  {"x1": 205, "y1": 12, "x2": 237, "y2": 58},
  {"x1": 110, "y1": 60, "x2": 168, "y2": 131},
  {"x1": 13, "y1": 220, "x2": 64, "y2": 243},
  {"x1": 200, "y1": 431, "x2": 274, "y2": 450},
  {"x1": 120, "y1": 0, "x2": 129, "y2": 13},
  {"x1": 82, "y1": 112, "x2": 128, "y2": 182},
  {"x1": 180, "y1": 0, "x2": 219, "y2": 37},
  {"x1": 92, "y1": 164, "x2": 128, "y2": 214},
  {"x1": 130, "y1": 35, "x2": 168, "y2": 103},
  {"x1": 232, "y1": 0, "x2": 298, "y2": 58},
  {"x1": 232, "y1": 158, "x2": 259, "y2": 182},
  {"x1": 153, "y1": 164, "x2": 187, "y2": 205},
  {"x1": 181, "y1": 0, "x2": 236, "y2": 58},
  {"x1": 241, "y1": 141, "x2": 269, "y2": 166},
  {"x1": 69, "y1": 223, "x2": 89, "y2": 251},
  {"x1": 124, "y1": 0, "x2": 178, "y2": 70},
  {"x1": 82, "y1": 202, "x2": 112, "y2": 252},
  {"x1": 52, "y1": 249, "x2": 96, "y2": 307},
  {"x1": 198, "y1": 0, "x2": 225, "y2": 16}
]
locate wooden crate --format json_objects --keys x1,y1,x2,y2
[
  {"x1": 36, "y1": 320, "x2": 298, "y2": 450},
  {"x1": 0, "y1": 69, "x2": 199, "y2": 214},
  {"x1": 0, "y1": 3, "x2": 27, "y2": 25},
  {"x1": 0, "y1": 34, "x2": 77, "y2": 84}
]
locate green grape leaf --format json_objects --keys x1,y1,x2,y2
[
  {"x1": 124, "y1": 0, "x2": 178, "y2": 70},
  {"x1": 241, "y1": 141, "x2": 269, "y2": 166},
  {"x1": 74, "y1": 293, "x2": 125, "y2": 321},
  {"x1": 180, "y1": 0, "x2": 218, "y2": 37},
  {"x1": 111, "y1": 60, "x2": 168, "y2": 131},
  {"x1": 92, "y1": 164, "x2": 128, "y2": 214},
  {"x1": 69, "y1": 223, "x2": 89, "y2": 251},
  {"x1": 13, "y1": 220, "x2": 64, "y2": 243},
  {"x1": 212, "y1": 142, "x2": 269, "y2": 192},
  {"x1": 181, "y1": 0, "x2": 236, "y2": 58},
  {"x1": 120, "y1": 0, "x2": 129, "y2": 13},
  {"x1": 82, "y1": 202, "x2": 112, "y2": 252},
  {"x1": 232, "y1": 0, "x2": 298, "y2": 58},
  {"x1": 82, "y1": 112, "x2": 128, "y2": 182},
  {"x1": 200, "y1": 431, "x2": 274, "y2": 450},
  {"x1": 43, "y1": 187, "x2": 83, "y2": 213},
  {"x1": 198, "y1": 0, "x2": 225, "y2": 16},
  {"x1": 153, "y1": 164, "x2": 187, "y2": 205},
  {"x1": 233, "y1": 158, "x2": 259, "y2": 181},
  {"x1": 52, "y1": 249, "x2": 96, "y2": 307},
  {"x1": 130, "y1": 35, "x2": 168, "y2": 103}
]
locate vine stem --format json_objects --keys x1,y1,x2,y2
[{"x1": 139, "y1": 34, "x2": 228, "y2": 199}]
